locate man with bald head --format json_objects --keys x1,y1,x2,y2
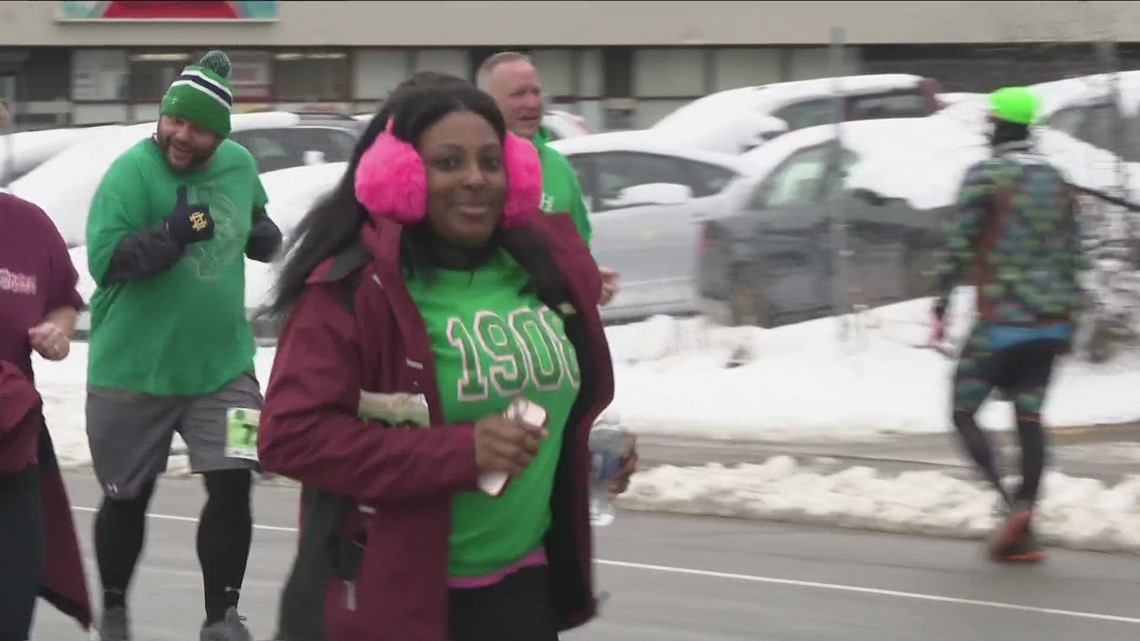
[{"x1": 477, "y1": 51, "x2": 619, "y2": 306}]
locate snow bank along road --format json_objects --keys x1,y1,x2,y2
[{"x1": 623, "y1": 426, "x2": 1140, "y2": 556}]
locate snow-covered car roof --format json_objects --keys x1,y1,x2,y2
[
  {"x1": 730, "y1": 117, "x2": 988, "y2": 210},
  {"x1": 1, "y1": 124, "x2": 123, "y2": 184},
  {"x1": 648, "y1": 74, "x2": 934, "y2": 155},
  {"x1": 936, "y1": 72, "x2": 1140, "y2": 134},
  {"x1": 733, "y1": 113, "x2": 1140, "y2": 210},
  {"x1": 10, "y1": 112, "x2": 305, "y2": 247},
  {"x1": 549, "y1": 130, "x2": 747, "y2": 173},
  {"x1": 1032, "y1": 71, "x2": 1140, "y2": 116},
  {"x1": 652, "y1": 74, "x2": 929, "y2": 130}
]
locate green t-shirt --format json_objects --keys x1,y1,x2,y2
[
  {"x1": 405, "y1": 248, "x2": 582, "y2": 577},
  {"x1": 85, "y1": 138, "x2": 268, "y2": 396},
  {"x1": 532, "y1": 126, "x2": 593, "y2": 248}
]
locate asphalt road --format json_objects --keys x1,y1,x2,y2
[{"x1": 31, "y1": 470, "x2": 1140, "y2": 641}]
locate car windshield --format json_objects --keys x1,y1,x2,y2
[{"x1": 848, "y1": 92, "x2": 931, "y2": 120}]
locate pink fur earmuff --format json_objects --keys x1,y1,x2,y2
[{"x1": 354, "y1": 118, "x2": 543, "y2": 228}]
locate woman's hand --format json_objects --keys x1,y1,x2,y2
[
  {"x1": 29, "y1": 321, "x2": 70, "y2": 361},
  {"x1": 474, "y1": 416, "x2": 548, "y2": 477},
  {"x1": 598, "y1": 266, "x2": 620, "y2": 306},
  {"x1": 608, "y1": 433, "x2": 639, "y2": 495}
]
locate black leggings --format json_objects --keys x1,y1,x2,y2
[
  {"x1": 95, "y1": 468, "x2": 253, "y2": 623},
  {"x1": 0, "y1": 465, "x2": 44, "y2": 641},
  {"x1": 447, "y1": 565, "x2": 560, "y2": 641},
  {"x1": 951, "y1": 333, "x2": 1064, "y2": 509}
]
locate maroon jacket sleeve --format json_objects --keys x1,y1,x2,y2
[
  {"x1": 42, "y1": 214, "x2": 85, "y2": 313},
  {"x1": 258, "y1": 280, "x2": 481, "y2": 506}
]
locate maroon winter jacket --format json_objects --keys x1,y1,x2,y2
[
  {"x1": 0, "y1": 361, "x2": 92, "y2": 631},
  {"x1": 259, "y1": 209, "x2": 614, "y2": 641}
]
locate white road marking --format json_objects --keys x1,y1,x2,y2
[
  {"x1": 599, "y1": 559, "x2": 1140, "y2": 625},
  {"x1": 70, "y1": 506, "x2": 1140, "y2": 626}
]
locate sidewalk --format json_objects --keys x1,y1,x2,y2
[{"x1": 635, "y1": 422, "x2": 1140, "y2": 482}]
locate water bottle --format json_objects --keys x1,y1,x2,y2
[{"x1": 588, "y1": 410, "x2": 628, "y2": 527}]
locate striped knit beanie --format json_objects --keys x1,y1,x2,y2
[{"x1": 160, "y1": 50, "x2": 234, "y2": 138}]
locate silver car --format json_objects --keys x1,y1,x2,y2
[{"x1": 551, "y1": 131, "x2": 746, "y2": 322}]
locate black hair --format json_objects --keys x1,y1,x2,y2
[
  {"x1": 266, "y1": 82, "x2": 566, "y2": 318},
  {"x1": 990, "y1": 118, "x2": 1030, "y2": 147}
]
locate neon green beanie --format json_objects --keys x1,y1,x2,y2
[
  {"x1": 159, "y1": 50, "x2": 234, "y2": 138},
  {"x1": 988, "y1": 86, "x2": 1040, "y2": 126}
]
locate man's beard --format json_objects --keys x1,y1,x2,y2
[{"x1": 154, "y1": 132, "x2": 216, "y2": 171}]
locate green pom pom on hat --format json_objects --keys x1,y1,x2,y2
[
  {"x1": 159, "y1": 49, "x2": 235, "y2": 138},
  {"x1": 988, "y1": 86, "x2": 1040, "y2": 126}
]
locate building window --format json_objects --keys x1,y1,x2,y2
[
  {"x1": 129, "y1": 51, "x2": 196, "y2": 102},
  {"x1": 411, "y1": 49, "x2": 468, "y2": 79},
  {"x1": 20, "y1": 49, "x2": 72, "y2": 102},
  {"x1": 354, "y1": 49, "x2": 411, "y2": 101},
  {"x1": 73, "y1": 49, "x2": 129, "y2": 102},
  {"x1": 228, "y1": 50, "x2": 273, "y2": 102},
  {"x1": 633, "y1": 48, "x2": 705, "y2": 98},
  {"x1": 602, "y1": 48, "x2": 632, "y2": 98},
  {"x1": 273, "y1": 50, "x2": 351, "y2": 102}
]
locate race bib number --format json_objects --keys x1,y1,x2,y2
[{"x1": 225, "y1": 407, "x2": 261, "y2": 461}]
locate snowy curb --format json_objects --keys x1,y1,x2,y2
[
  {"x1": 58, "y1": 454, "x2": 1140, "y2": 555},
  {"x1": 616, "y1": 456, "x2": 1140, "y2": 555}
]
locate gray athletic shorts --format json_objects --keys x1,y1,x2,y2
[{"x1": 86, "y1": 371, "x2": 263, "y2": 500}]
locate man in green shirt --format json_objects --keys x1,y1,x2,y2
[
  {"x1": 84, "y1": 50, "x2": 281, "y2": 641},
  {"x1": 477, "y1": 51, "x2": 621, "y2": 306}
]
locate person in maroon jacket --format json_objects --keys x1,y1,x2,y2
[
  {"x1": 257, "y1": 84, "x2": 630, "y2": 640},
  {"x1": 0, "y1": 192, "x2": 92, "y2": 640}
]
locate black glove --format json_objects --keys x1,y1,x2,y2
[
  {"x1": 246, "y1": 208, "x2": 283, "y2": 263},
  {"x1": 164, "y1": 185, "x2": 214, "y2": 248}
]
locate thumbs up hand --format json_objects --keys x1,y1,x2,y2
[{"x1": 164, "y1": 185, "x2": 215, "y2": 248}]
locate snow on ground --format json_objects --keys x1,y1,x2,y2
[
  {"x1": 618, "y1": 457, "x2": 1140, "y2": 554},
  {"x1": 34, "y1": 288, "x2": 1140, "y2": 468},
  {"x1": 604, "y1": 289, "x2": 1140, "y2": 441}
]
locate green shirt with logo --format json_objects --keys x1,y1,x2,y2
[
  {"x1": 405, "y1": 248, "x2": 582, "y2": 577},
  {"x1": 86, "y1": 138, "x2": 267, "y2": 396},
  {"x1": 532, "y1": 125, "x2": 593, "y2": 248}
]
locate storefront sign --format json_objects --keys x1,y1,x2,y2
[{"x1": 56, "y1": 1, "x2": 279, "y2": 22}]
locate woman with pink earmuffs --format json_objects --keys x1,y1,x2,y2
[{"x1": 257, "y1": 83, "x2": 617, "y2": 641}]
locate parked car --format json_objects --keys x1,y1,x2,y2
[
  {"x1": 230, "y1": 112, "x2": 364, "y2": 173},
  {"x1": 696, "y1": 118, "x2": 986, "y2": 329},
  {"x1": 650, "y1": 74, "x2": 947, "y2": 155},
  {"x1": 550, "y1": 130, "x2": 747, "y2": 321}
]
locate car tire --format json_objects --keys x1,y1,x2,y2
[{"x1": 728, "y1": 268, "x2": 772, "y2": 328}]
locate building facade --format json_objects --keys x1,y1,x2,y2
[{"x1": 1, "y1": 1, "x2": 1138, "y2": 131}]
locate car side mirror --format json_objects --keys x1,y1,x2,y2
[{"x1": 850, "y1": 187, "x2": 888, "y2": 206}]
